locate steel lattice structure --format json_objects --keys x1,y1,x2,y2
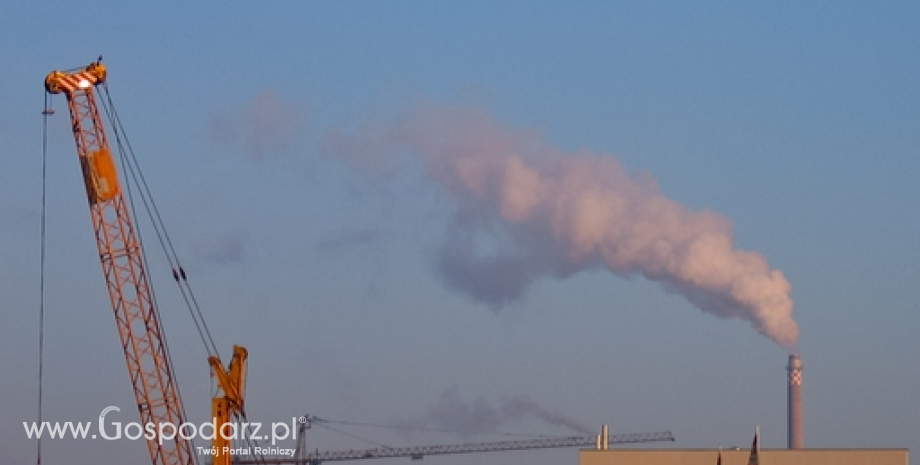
[
  {"x1": 45, "y1": 60, "x2": 196, "y2": 465},
  {"x1": 239, "y1": 431, "x2": 675, "y2": 465}
]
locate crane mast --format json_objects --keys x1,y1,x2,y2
[{"x1": 45, "y1": 60, "x2": 196, "y2": 465}]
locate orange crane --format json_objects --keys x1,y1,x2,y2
[
  {"x1": 45, "y1": 58, "x2": 197, "y2": 465},
  {"x1": 45, "y1": 58, "x2": 251, "y2": 465},
  {"x1": 46, "y1": 58, "x2": 254, "y2": 465}
]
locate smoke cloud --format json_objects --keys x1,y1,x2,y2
[
  {"x1": 408, "y1": 388, "x2": 593, "y2": 435},
  {"x1": 322, "y1": 104, "x2": 798, "y2": 348},
  {"x1": 191, "y1": 230, "x2": 248, "y2": 265},
  {"x1": 209, "y1": 89, "x2": 307, "y2": 159}
]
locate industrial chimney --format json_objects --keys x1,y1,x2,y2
[{"x1": 787, "y1": 354, "x2": 803, "y2": 449}]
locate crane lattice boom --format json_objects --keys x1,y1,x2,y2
[
  {"x1": 239, "y1": 431, "x2": 675, "y2": 465},
  {"x1": 45, "y1": 60, "x2": 196, "y2": 465}
]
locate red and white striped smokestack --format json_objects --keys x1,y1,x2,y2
[{"x1": 787, "y1": 353, "x2": 803, "y2": 449}]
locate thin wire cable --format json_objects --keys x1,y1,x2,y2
[
  {"x1": 97, "y1": 84, "x2": 213, "y2": 355},
  {"x1": 36, "y1": 90, "x2": 52, "y2": 465},
  {"x1": 92, "y1": 85, "x2": 203, "y2": 464},
  {"x1": 98, "y1": 82, "x2": 220, "y2": 359},
  {"x1": 233, "y1": 411, "x2": 268, "y2": 465},
  {"x1": 314, "y1": 417, "x2": 570, "y2": 439},
  {"x1": 230, "y1": 358, "x2": 268, "y2": 464},
  {"x1": 313, "y1": 422, "x2": 394, "y2": 449}
]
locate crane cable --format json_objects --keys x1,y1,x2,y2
[
  {"x1": 312, "y1": 421, "x2": 394, "y2": 450},
  {"x1": 36, "y1": 89, "x2": 53, "y2": 465},
  {"x1": 231, "y1": 410, "x2": 269, "y2": 465},
  {"x1": 231, "y1": 363, "x2": 269, "y2": 464},
  {"x1": 299, "y1": 415, "x2": 582, "y2": 455},
  {"x1": 95, "y1": 85, "x2": 207, "y2": 465},
  {"x1": 97, "y1": 80, "x2": 268, "y2": 465},
  {"x1": 311, "y1": 416, "x2": 574, "y2": 439},
  {"x1": 96, "y1": 83, "x2": 220, "y2": 360}
]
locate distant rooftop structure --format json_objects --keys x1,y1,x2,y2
[{"x1": 581, "y1": 448, "x2": 909, "y2": 465}]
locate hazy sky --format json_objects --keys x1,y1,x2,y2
[{"x1": 3, "y1": 2, "x2": 919, "y2": 465}]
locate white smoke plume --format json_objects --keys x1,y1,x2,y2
[
  {"x1": 322, "y1": 104, "x2": 798, "y2": 348},
  {"x1": 406, "y1": 388, "x2": 593, "y2": 435}
]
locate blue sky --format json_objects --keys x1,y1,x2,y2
[{"x1": 3, "y1": 2, "x2": 919, "y2": 464}]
